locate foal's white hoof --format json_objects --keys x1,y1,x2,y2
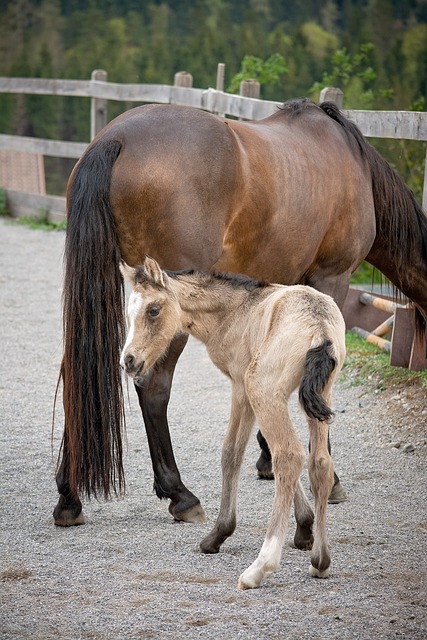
[
  {"x1": 237, "y1": 569, "x2": 261, "y2": 590},
  {"x1": 309, "y1": 564, "x2": 331, "y2": 578},
  {"x1": 237, "y1": 576, "x2": 258, "y2": 590}
]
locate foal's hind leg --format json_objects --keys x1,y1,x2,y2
[
  {"x1": 307, "y1": 418, "x2": 334, "y2": 578},
  {"x1": 239, "y1": 416, "x2": 305, "y2": 589},
  {"x1": 239, "y1": 367, "x2": 305, "y2": 589},
  {"x1": 134, "y1": 333, "x2": 206, "y2": 524}
]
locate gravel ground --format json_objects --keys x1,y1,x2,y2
[{"x1": 0, "y1": 218, "x2": 426, "y2": 640}]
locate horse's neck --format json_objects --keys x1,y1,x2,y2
[{"x1": 171, "y1": 277, "x2": 246, "y2": 344}]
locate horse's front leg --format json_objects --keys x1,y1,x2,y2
[
  {"x1": 200, "y1": 386, "x2": 255, "y2": 554},
  {"x1": 53, "y1": 442, "x2": 85, "y2": 526},
  {"x1": 134, "y1": 332, "x2": 206, "y2": 524}
]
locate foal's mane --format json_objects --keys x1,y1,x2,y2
[{"x1": 167, "y1": 268, "x2": 270, "y2": 292}]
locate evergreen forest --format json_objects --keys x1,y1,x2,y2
[{"x1": 0, "y1": 0, "x2": 426, "y2": 198}]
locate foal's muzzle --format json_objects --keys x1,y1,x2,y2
[{"x1": 122, "y1": 352, "x2": 145, "y2": 378}]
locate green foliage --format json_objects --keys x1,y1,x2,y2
[
  {"x1": 17, "y1": 209, "x2": 66, "y2": 231},
  {"x1": 309, "y1": 43, "x2": 392, "y2": 108},
  {"x1": 0, "y1": 188, "x2": 8, "y2": 216},
  {"x1": 350, "y1": 262, "x2": 384, "y2": 286},
  {"x1": 227, "y1": 53, "x2": 287, "y2": 94},
  {"x1": 342, "y1": 331, "x2": 427, "y2": 390}
]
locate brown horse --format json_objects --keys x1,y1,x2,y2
[
  {"x1": 120, "y1": 257, "x2": 346, "y2": 588},
  {"x1": 54, "y1": 98, "x2": 427, "y2": 527}
]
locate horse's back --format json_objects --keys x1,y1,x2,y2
[{"x1": 75, "y1": 99, "x2": 376, "y2": 292}]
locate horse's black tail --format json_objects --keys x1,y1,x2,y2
[
  {"x1": 299, "y1": 340, "x2": 337, "y2": 422},
  {"x1": 320, "y1": 101, "x2": 427, "y2": 348},
  {"x1": 59, "y1": 137, "x2": 126, "y2": 498}
]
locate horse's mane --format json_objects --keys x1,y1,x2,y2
[
  {"x1": 277, "y1": 97, "x2": 314, "y2": 117},
  {"x1": 168, "y1": 268, "x2": 270, "y2": 292}
]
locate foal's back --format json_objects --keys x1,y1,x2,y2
[{"x1": 206, "y1": 282, "x2": 346, "y2": 388}]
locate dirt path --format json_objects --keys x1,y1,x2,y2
[{"x1": 0, "y1": 218, "x2": 426, "y2": 639}]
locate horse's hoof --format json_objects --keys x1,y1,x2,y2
[
  {"x1": 256, "y1": 454, "x2": 274, "y2": 480},
  {"x1": 53, "y1": 495, "x2": 85, "y2": 527},
  {"x1": 294, "y1": 530, "x2": 314, "y2": 550},
  {"x1": 309, "y1": 564, "x2": 331, "y2": 579},
  {"x1": 199, "y1": 539, "x2": 220, "y2": 554},
  {"x1": 328, "y1": 481, "x2": 348, "y2": 504},
  {"x1": 53, "y1": 508, "x2": 85, "y2": 527},
  {"x1": 170, "y1": 501, "x2": 207, "y2": 524}
]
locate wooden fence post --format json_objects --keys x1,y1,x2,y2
[
  {"x1": 174, "y1": 71, "x2": 193, "y2": 88},
  {"x1": 90, "y1": 69, "x2": 108, "y2": 140},
  {"x1": 319, "y1": 87, "x2": 344, "y2": 107},
  {"x1": 240, "y1": 79, "x2": 260, "y2": 98},
  {"x1": 216, "y1": 63, "x2": 225, "y2": 92}
]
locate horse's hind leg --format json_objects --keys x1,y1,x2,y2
[
  {"x1": 53, "y1": 442, "x2": 85, "y2": 526},
  {"x1": 256, "y1": 429, "x2": 346, "y2": 502},
  {"x1": 134, "y1": 333, "x2": 206, "y2": 524},
  {"x1": 255, "y1": 430, "x2": 274, "y2": 479},
  {"x1": 307, "y1": 418, "x2": 334, "y2": 578},
  {"x1": 293, "y1": 480, "x2": 314, "y2": 550}
]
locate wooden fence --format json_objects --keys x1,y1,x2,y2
[{"x1": 1, "y1": 67, "x2": 427, "y2": 220}]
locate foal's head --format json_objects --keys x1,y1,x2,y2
[{"x1": 120, "y1": 257, "x2": 181, "y2": 382}]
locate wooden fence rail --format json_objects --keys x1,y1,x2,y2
[{"x1": 1, "y1": 70, "x2": 427, "y2": 220}]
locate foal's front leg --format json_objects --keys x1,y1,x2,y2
[{"x1": 200, "y1": 386, "x2": 255, "y2": 554}]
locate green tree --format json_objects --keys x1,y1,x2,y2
[
  {"x1": 309, "y1": 43, "x2": 388, "y2": 109},
  {"x1": 228, "y1": 53, "x2": 287, "y2": 96}
]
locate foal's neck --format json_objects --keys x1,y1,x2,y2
[{"x1": 171, "y1": 275, "x2": 249, "y2": 343}]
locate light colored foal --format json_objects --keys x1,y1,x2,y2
[{"x1": 120, "y1": 257, "x2": 346, "y2": 589}]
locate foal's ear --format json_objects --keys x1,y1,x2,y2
[
  {"x1": 143, "y1": 255, "x2": 169, "y2": 288},
  {"x1": 119, "y1": 261, "x2": 137, "y2": 283}
]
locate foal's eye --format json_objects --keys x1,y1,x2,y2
[{"x1": 147, "y1": 306, "x2": 161, "y2": 318}]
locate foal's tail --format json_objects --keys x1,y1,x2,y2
[
  {"x1": 299, "y1": 340, "x2": 337, "y2": 422},
  {"x1": 59, "y1": 137, "x2": 126, "y2": 498}
]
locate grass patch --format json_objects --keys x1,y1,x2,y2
[
  {"x1": 342, "y1": 330, "x2": 427, "y2": 390},
  {"x1": 0, "y1": 188, "x2": 8, "y2": 216},
  {"x1": 17, "y1": 209, "x2": 66, "y2": 231}
]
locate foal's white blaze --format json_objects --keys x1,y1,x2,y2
[
  {"x1": 238, "y1": 535, "x2": 282, "y2": 590},
  {"x1": 120, "y1": 290, "x2": 143, "y2": 368}
]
